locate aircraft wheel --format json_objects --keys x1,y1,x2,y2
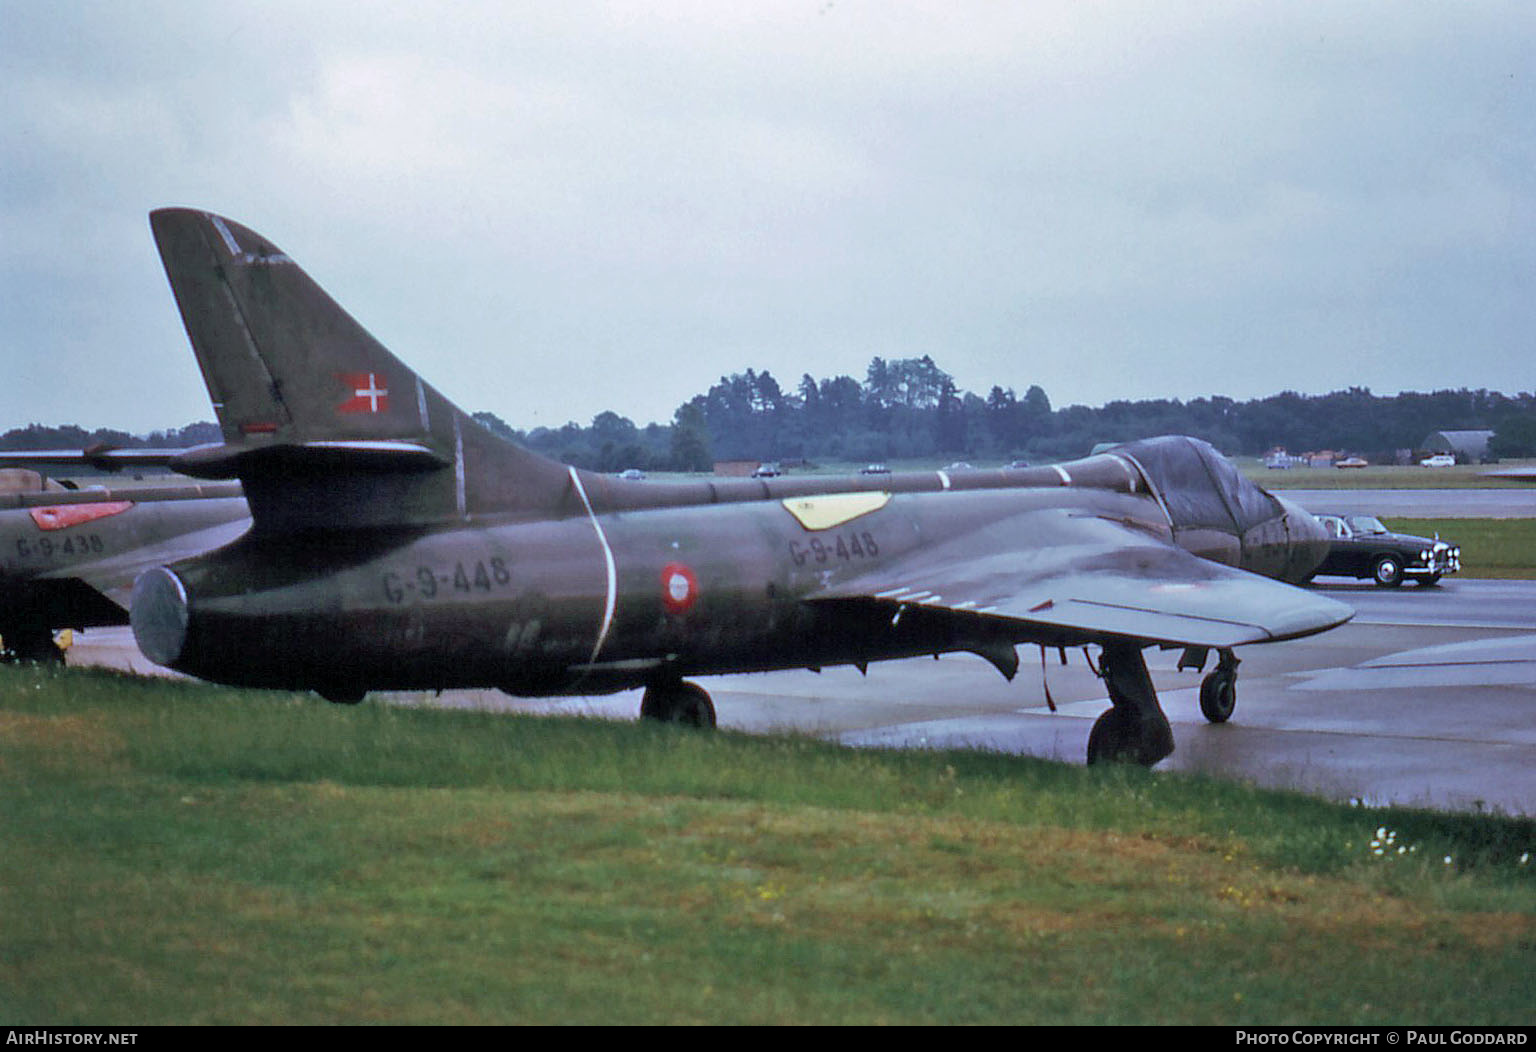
[
  {"x1": 1199, "y1": 668, "x2": 1236, "y2": 723},
  {"x1": 317, "y1": 686, "x2": 367, "y2": 705},
  {"x1": 640, "y1": 681, "x2": 717, "y2": 728},
  {"x1": 1371, "y1": 555, "x2": 1404, "y2": 588},
  {"x1": 1086, "y1": 707, "x2": 1139, "y2": 765}
]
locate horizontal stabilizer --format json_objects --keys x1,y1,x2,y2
[
  {"x1": 0, "y1": 447, "x2": 185, "y2": 472},
  {"x1": 169, "y1": 440, "x2": 450, "y2": 479}
]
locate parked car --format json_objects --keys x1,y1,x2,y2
[
  {"x1": 1420, "y1": 454, "x2": 1456, "y2": 467},
  {"x1": 1311, "y1": 513, "x2": 1460, "y2": 587},
  {"x1": 944, "y1": 462, "x2": 973, "y2": 471},
  {"x1": 1006, "y1": 459, "x2": 1031, "y2": 470},
  {"x1": 751, "y1": 462, "x2": 781, "y2": 478},
  {"x1": 616, "y1": 468, "x2": 646, "y2": 480},
  {"x1": 860, "y1": 463, "x2": 890, "y2": 475},
  {"x1": 1334, "y1": 456, "x2": 1369, "y2": 469}
]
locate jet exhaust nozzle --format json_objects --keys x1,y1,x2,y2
[{"x1": 131, "y1": 567, "x2": 191, "y2": 667}]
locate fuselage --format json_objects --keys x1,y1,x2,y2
[
  {"x1": 132, "y1": 443, "x2": 1333, "y2": 698},
  {"x1": 0, "y1": 478, "x2": 247, "y2": 636}
]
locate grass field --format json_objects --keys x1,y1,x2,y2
[
  {"x1": 3, "y1": 665, "x2": 1532, "y2": 1025},
  {"x1": 1248, "y1": 463, "x2": 1536, "y2": 490}
]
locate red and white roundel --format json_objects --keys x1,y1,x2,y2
[{"x1": 661, "y1": 562, "x2": 699, "y2": 614}]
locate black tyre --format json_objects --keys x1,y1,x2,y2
[
  {"x1": 1199, "y1": 670, "x2": 1236, "y2": 723},
  {"x1": 1086, "y1": 708, "x2": 1136, "y2": 765},
  {"x1": 1371, "y1": 554, "x2": 1404, "y2": 588},
  {"x1": 640, "y1": 681, "x2": 717, "y2": 728}
]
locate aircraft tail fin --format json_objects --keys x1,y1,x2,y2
[{"x1": 149, "y1": 208, "x2": 574, "y2": 530}]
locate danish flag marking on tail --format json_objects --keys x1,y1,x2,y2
[{"x1": 338, "y1": 372, "x2": 390, "y2": 414}]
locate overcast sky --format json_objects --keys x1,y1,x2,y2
[{"x1": 3, "y1": 2, "x2": 1532, "y2": 435}]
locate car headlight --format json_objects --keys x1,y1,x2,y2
[{"x1": 1420, "y1": 549, "x2": 1432, "y2": 562}]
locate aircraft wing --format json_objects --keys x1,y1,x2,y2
[
  {"x1": 807, "y1": 508, "x2": 1353, "y2": 649},
  {"x1": 0, "y1": 448, "x2": 187, "y2": 471}
]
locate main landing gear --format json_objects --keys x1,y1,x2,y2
[
  {"x1": 1086, "y1": 644, "x2": 1242, "y2": 766},
  {"x1": 640, "y1": 679, "x2": 717, "y2": 728},
  {"x1": 317, "y1": 685, "x2": 367, "y2": 705},
  {"x1": 1086, "y1": 641, "x2": 1175, "y2": 766}
]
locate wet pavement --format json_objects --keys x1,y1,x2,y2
[{"x1": 65, "y1": 578, "x2": 1536, "y2": 816}]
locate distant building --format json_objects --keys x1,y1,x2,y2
[{"x1": 1421, "y1": 430, "x2": 1494, "y2": 463}]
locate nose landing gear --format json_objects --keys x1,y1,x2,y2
[{"x1": 1198, "y1": 649, "x2": 1240, "y2": 724}]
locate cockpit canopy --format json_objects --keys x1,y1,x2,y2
[{"x1": 1114, "y1": 436, "x2": 1283, "y2": 537}]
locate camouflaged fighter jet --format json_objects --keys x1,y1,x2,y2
[
  {"x1": 126, "y1": 208, "x2": 1351, "y2": 765},
  {"x1": 0, "y1": 465, "x2": 247, "y2": 663}
]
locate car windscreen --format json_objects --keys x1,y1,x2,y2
[
  {"x1": 1115, "y1": 435, "x2": 1283, "y2": 536},
  {"x1": 1346, "y1": 515, "x2": 1388, "y2": 534}
]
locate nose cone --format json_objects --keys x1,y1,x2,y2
[{"x1": 1279, "y1": 497, "x2": 1332, "y2": 584}]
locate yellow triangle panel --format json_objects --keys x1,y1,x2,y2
[{"x1": 781, "y1": 492, "x2": 891, "y2": 531}]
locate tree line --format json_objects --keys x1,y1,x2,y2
[
  {"x1": 484, "y1": 357, "x2": 1536, "y2": 472},
  {"x1": 6, "y1": 357, "x2": 1535, "y2": 473}
]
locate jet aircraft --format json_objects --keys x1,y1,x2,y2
[
  {"x1": 0, "y1": 465, "x2": 246, "y2": 662},
  {"x1": 122, "y1": 208, "x2": 1350, "y2": 765}
]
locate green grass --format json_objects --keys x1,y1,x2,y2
[
  {"x1": 3, "y1": 666, "x2": 1532, "y2": 1025},
  {"x1": 1385, "y1": 518, "x2": 1536, "y2": 579},
  {"x1": 1247, "y1": 462, "x2": 1536, "y2": 489}
]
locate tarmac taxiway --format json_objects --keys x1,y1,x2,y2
[{"x1": 66, "y1": 577, "x2": 1536, "y2": 816}]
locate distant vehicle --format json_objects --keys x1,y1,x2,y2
[
  {"x1": 944, "y1": 462, "x2": 973, "y2": 472},
  {"x1": 1420, "y1": 454, "x2": 1456, "y2": 468},
  {"x1": 617, "y1": 468, "x2": 646, "y2": 480},
  {"x1": 1264, "y1": 456, "x2": 1292, "y2": 470},
  {"x1": 859, "y1": 463, "x2": 890, "y2": 475},
  {"x1": 1334, "y1": 457, "x2": 1369, "y2": 469},
  {"x1": 751, "y1": 463, "x2": 781, "y2": 479},
  {"x1": 1006, "y1": 459, "x2": 1031, "y2": 470},
  {"x1": 1311, "y1": 514, "x2": 1460, "y2": 587}
]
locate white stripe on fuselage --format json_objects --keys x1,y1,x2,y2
[{"x1": 568, "y1": 467, "x2": 617, "y2": 668}]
